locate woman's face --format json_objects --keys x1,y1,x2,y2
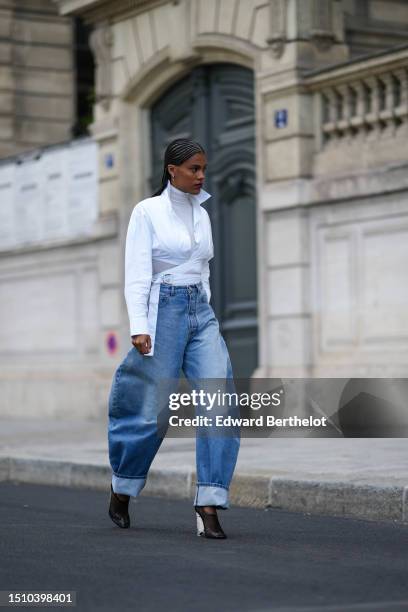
[{"x1": 168, "y1": 153, "x2": 207, "y2": 195}]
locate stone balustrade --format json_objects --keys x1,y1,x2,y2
[{"x1": 305, "y1": 46, "x2": 408, "y2": 174}]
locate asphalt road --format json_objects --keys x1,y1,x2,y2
[{"x1": 1, "y1": 482, "x2": 408, "y2": 612}]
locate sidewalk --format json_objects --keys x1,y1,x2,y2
[{"x1": 0, "y1": 418, "x2": 407, "y2": 524}]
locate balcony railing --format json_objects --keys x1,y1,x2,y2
[{"x1": 305, "y1": 44, "x2": 408, "y2": 172}]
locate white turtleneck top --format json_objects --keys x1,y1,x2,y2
[{"x1": 168, "y1": 181, "x2": 195, "y2": 245}]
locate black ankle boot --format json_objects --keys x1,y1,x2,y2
[
  {"x1": 109, "y1": 484, "x2": 130, "y2": 529},
  {"x1": 195, "y1": 506, "x2": 227, "y2": 539}
]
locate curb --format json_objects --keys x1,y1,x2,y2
[{"x1": 1, "y1": 456, "x2": 407, "y2": 524}]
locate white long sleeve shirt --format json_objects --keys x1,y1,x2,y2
[{"x1": 124, "y1": 179, "x2": 214, "y2": 356}]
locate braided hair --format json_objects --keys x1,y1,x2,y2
[{"x1": 152, "y1": 138, "x2": 206, "y2": 196}]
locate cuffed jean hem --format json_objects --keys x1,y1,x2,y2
[
  {"x1": 193, "y1": 484, "x2": 230, "y2": 509},
  {"x1": 112, "y1": 474, "x2": 146, "y2": 497}
]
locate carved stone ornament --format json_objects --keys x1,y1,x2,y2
[
  {"x1": 89, "y1": 23, "x2": 113, "y2": 111},
  {"x1": 312, "y1": 32, "x2": 335, "y2": 52},
  {"x1": 267, "y1": 37, "x2": 285, "y2": 59}
]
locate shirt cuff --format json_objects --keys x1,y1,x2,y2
[{"x1": 129, "y1": 316, "x2": 150, "y2": 337}]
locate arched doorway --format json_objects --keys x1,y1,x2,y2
[{"x1": 150, "y1": 63, "x2": 257, "y2": 378}]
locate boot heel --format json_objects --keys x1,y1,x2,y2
[{"x1": 196, "y1": 511, "x2": 205, "y2": 536}]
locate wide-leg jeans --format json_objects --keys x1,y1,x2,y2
[{"x1": 108, "y1": 280, "x2": 241, "y2": 509}]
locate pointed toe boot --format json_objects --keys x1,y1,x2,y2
[
  {"x1": 195, "y1": 506, "x2": 227, "y2": 539},
  {"x1": 109, "y1": 484, "x2": 130, "y2": 529}
]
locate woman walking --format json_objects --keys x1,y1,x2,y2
[{"x1": 108, "y1": 138, "x2": 240, "y2": 538}]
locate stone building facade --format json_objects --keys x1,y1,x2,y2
[
  {"x1": 1, "y1": 0, "x2": 408, "y2": 418},
  {"x1": 0, "y1": 0, "x2": 76, "y2": 157}
]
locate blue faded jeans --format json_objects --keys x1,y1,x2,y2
[{"x1": 108, "y1": 280, "x2": 241, "y2": 509}]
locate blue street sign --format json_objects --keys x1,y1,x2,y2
[
  {"x1": 274, "y1": 109, "x2": 288, "y2": 128},
  {"x1": 105, "y1": 153, "x2": 114, "y2": 168}
]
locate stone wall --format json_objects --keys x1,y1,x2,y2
[
  {"x1": 344, "y1": 0, "x2": 408, "y2": 58},
  {"x1": 0, "y1": 0, "x2": 75, "y2": 158}
]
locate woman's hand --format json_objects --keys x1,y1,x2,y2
[{"x1": 131, "y1": 334, "x2": 152, "y2": 355}]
